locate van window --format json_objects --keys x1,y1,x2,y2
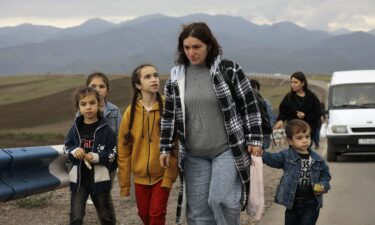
[{"x1": 331, "y1": 83, "x2": 375, "y2": 108}]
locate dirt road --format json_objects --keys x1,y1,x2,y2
[{"x1": 0, "y1": 147, "x2": 285, "y2": 225}]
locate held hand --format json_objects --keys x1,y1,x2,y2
[
  {"x1": 160, "y1": 154, "x2": 170, "y2": 169},
  {"x1": 85, "y1": 153, "x2": 94, "y2": 163},
  {"x1": 313, "y1": 183, "x2": 325, "y2": 195},
  {"x1": 273, "y1": 120, "x2": 283, "y2": 130},
  {"x1": 74, "y1": 148, "x2": 86, "y2": 160},
  {"x1": 247, "y1": 145, "x2": 263, "y2": 157}
]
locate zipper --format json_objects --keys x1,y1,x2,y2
[
  {"x1": 90, "y1": 122, "x2": 106, "y2": 194},
  {"x1": 146, "y1": 109, "x2": 152, "y2": 185},
  {"x1": 74, "y1": 122, "x2": 82, "y2": 193}
]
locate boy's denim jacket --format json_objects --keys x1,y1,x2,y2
[{"x1": 263, "y1": 148, "x2": 331, "y2": 209}]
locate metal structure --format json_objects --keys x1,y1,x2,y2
[{"x1": 0, "y1": 145, "x2": 68, "y2": 202}]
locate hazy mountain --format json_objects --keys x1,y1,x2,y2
[
  {"x1": 331, "y1": 28, "x2": 352, "y2": 36},
  {"x1": 0, "y1": 18, "x2": 117, "y2": 49},
  {"x1": 119, "y1": 13, "x2": 166, "y2": 26},
  {"x1": 314, "y1": 32, "x2": 375, "y2": 70},
  {"x1": 0, "y1": 24, "x2": 61, "y2": 49},
  {"x1": 53, "y1": 18, "x2": 118, "y2": 40},
  {"x1": 0, "y1": 14, "x2": 375, "y2": 76}
]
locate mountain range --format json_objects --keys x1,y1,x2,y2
[{"x1": 0, "y1": 13, "x2": 375, "y2": 76}]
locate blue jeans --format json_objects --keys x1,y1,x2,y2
[
  {"x1": 285, "y1": 198, "x2": 320, "y2": 225},
  {"x1": 184, "y1": 150, "x2": 242, "y2": 225},
  {"x1": 70, "y1": 184, "x2": 116, "y2": 225}
]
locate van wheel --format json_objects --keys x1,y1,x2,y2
[{"x1": 327, "y1": 139, "x2": 337, "y2": 162}]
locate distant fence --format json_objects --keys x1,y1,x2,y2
[
  {"x1": 0, "y1": 145, "x2": 68, "y2": 202},
  {"x1": 270, "y1": 129, "x2": 287, "y2": 148}
]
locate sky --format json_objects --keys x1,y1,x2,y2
[{"x1": 1, "y1": 0, "x2": 375, "y2": 32}]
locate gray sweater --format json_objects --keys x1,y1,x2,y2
[{"x1": 184, "y1": 64, "x2": 229, "y2": 158}]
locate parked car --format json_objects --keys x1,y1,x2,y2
[{"x1": 327, "y1": 70, "x2": 375, "y2": 161}]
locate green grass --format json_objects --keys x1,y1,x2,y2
[
  {"x1": 0, "y1": 74, "x2": 125, "y2": 106},
  {"x1": 309, "y1": 74, "x2": 332, "y2": 82},
  {"x1": 0, "y1": 74, "x2": 327, "y2": 137},
  {"x1": 0, "y1": 76, "x2": 164, "y2": 133},
  {"x1": 262, "y1": 85, "x2": 290, "y2": 109}
]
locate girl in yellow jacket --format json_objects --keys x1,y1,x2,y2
[{"x1": 118, "y1": 64, "x2": 178, "y2": 225}]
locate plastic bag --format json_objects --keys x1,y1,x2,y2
[
  {"x1": 320, "y1": 122, "x2": 327, "y2": 139},
  {"x1": 246, "y1": 155, "x2": 265, "y2": 221}
]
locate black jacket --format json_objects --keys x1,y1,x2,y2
[
  {"x1": 64, "y1": 115, "x2": 117, "y2": 194},
  {"x1": 277, "y1": 89, "x2": 322, "y2": 135}
]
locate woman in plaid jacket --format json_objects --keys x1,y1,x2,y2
[{"x1": 159, "y1": 22, "x2": 263, "y2": 225}]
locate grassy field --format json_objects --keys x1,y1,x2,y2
[
  {"x1": 0, "y1": 74, "x2": 166, "y2": 147},
  {"x1": 0, "y1": 74, "x2": 328, "y2": 148}
]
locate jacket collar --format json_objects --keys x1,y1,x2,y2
[
  {"x1": 75, "y1": 114, "x2": 107, "y2": 129},
  {"x1": 135, "y1": 97, "x2": 162, "y2": 112},
  {"x1": 170, "y1": 55, "x2": 222, "y2": 82},
  {"x1": 289, "y1": 147, "x2": 322, "y2": 162}
]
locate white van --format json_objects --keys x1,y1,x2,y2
[{"x1": 327, "y1": 70, "x2": 375, "y2": 161}]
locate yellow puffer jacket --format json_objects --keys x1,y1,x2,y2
[{"x1": 117, "y1": 98, "x2": 178, "y2": 197}]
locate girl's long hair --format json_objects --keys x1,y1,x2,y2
[{"x1": 125, "y1": 64, "x2": 163, "y2": 144}]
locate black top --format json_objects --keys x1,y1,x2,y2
[
  {"x1": 277, "y1": 89, "x2": 322, "y2": 138},
  {"x1": 295, "y1": 152, "x2": 315, "y2": 199},
  {"x1": 79, "y1": 121, "x2": 99, "y2": 187}
]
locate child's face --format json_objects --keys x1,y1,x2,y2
[
  {"x1": 78, "y1": 94, "x2": 99, "y2": 122},
  {"x1": 287, "y1": 130, "x2": 311, "y2": 152},
  {"x1": 136, "y1": 66, "x2": 160, "y2": 94},
  {"x1": 88, "y1": 77, "x2": 108, "y2": 102}
]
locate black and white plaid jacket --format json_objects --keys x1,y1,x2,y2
[{"x1": 160, "y1": 56, "x2": 263, "y2": 224}]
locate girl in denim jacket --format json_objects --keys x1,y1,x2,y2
[{"x1": 262, "y1": 119, "x2": 331, "y2": 225}]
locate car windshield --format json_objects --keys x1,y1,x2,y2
[{"x1": 331, "y1": 83, "x2": 375, "y2": 108}]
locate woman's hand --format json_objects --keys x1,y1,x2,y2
[
  {"x1": 160, "y1": 154, "x2": 171, "y2": 168},
  {"x1": 297, "y1": 111, "x2": 305, "y2": 119},
  {"x1": 273, "y1": 120, "x2": 283, "y2": 130},
  {"x1": 248, "y1": 145, "x2": 263, "y2": 156}
]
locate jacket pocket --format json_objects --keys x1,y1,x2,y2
[
  {"x1": 94, "y1": 165, "x2": 110, "y2": 183},
  {"x1": 69, "y1": 165, "x2": 78, "y2": 183}
]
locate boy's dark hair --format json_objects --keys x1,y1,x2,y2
[
  {"x1": 285, "y1": 119, "x2": 311, "y2": 139},
  {"x1": 73, "y1": 87, "x2": 101, "y2": 118},
  {"x1": 125, "y1": 64, "x2": 163, "y2": 144},
  {"x1": 250, "y1": 79, "x2": 261, "y2": 91},
  {"x1": 176, "y1": 22, "x2": 222, "y2": 68}
]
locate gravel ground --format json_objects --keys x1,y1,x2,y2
[{"x1": 0, "y1": 147, "x2": 284, "y2": 225}]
